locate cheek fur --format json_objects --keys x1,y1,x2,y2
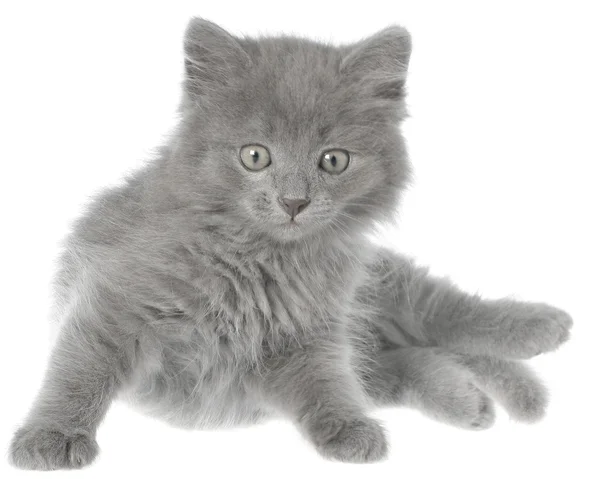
[{"x1": 243, "y1": 190, "x2": 281, "y2": 223}]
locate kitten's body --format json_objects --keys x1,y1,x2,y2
[
  {"x1": 55, "y1": 153, "x2": 378, "y2": 430},
  {"x1": 10, "y1": 19, "x2": 572, "y2": 469}
]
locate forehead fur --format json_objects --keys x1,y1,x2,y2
[
  {"x1": 242, "y1": 37, "x2": 342, "y2": 106},
  {"x1": 183, "y1": 19, "x2": 411, "y2": 131},
  {"x1": 239, "y1": 38, "x2": 347, "y2": 141}
]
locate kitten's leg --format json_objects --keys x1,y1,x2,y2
[
  {"x1": 360, "y1": 347, "x2": 495, "y2": 429},
  {"x1": 255, "y1": 336, "x2": 387, "y2": 463},
  {"x1": 459, "y1": 354, "x2": 548, "y2": 423},
  {"x1": 365, "y1": 249, "x2": 573, "y2": 359},
  {"x1": 9, "y1": 313, "x2": 135, "y2": 470},
  {"x1": 360, "y1": 347, "x2": 548, "y2": 426}
]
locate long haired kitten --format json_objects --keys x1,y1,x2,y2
[{"x1": 9, "y1": 19, "x2": 572, "y2": 469}]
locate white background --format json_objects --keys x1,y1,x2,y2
[{"x1": 1, "y1": 1, "x2": 598, "y2": 477}]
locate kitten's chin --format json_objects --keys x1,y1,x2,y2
[{"x1": 265, "y1": 219, "x2": 318, "y2": 243}]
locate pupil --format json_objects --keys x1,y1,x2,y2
[
  {"x1": 250, "y1": 150, "x2": 259, "y2": 162},
  {"x1": 330, "y1": 155, "x2": 337, "y2": 167}
]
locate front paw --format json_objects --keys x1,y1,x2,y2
[
  {"x1": 503, "y1": 302, "x2": 573, "y2": 359},
  {"x1": 309, "y1": 416, "x2": 388, "y2": 463},
  {"x1": 9, "y1": 424, "x2": 98, "y2": 470}
]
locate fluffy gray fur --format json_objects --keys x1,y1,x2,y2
[{"x1": 9, "y1": 19, "x2": 572, "y2": 469}]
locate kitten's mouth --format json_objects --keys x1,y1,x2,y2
[
  {"x1": 278, "y1": 218, "x2": 304, "y2": 232},
  {"x1": 272, "y1": 218, "x2": 316, "y2": 242}
]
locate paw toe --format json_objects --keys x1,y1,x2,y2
[
  {"x1": 469, "y1": 392, "x2": 495, "y2": 430},
  {"x1": 67, "y1": 435, "x2": 99, "y2": 468}
]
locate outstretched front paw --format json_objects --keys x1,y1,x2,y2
[
  {"x1": 9, "y1": 424, "x2": 98, "y2": 470},
  {"x1": 503, "y1": 302, "x2": 573, "y2": 359}
]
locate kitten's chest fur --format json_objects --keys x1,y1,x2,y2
[
  {"x1": 169, "y1": 236, "x2": 366, "y2": 356},
  {"x1": 126, "y1": 235, "x2": 368, "y2": 428}
]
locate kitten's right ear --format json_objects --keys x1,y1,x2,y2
[
  {"x1": 341, "y1": 26, "x2": 412, "y2": 100},
  {"x1": 183, "y1": 18, "x2": 251, "y2": 97}
]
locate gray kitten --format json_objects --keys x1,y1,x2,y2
[{"x1": 9, "y1": 18, "x2": 572, "y2": 469}]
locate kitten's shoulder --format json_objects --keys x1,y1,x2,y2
[{"x1": 67, "y1": 159, "x2": 170, "y2": 248}]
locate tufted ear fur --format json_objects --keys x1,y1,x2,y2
[
  {"x1": 183, "y1": 18, "x2": 252, "y2": 98},
  {"x1": 341, "y1": 26, "x2": 412, "y2": 100}
]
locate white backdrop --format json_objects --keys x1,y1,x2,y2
[{"x1": 1, "y1": 1, "x2": 598, "y2": 478}]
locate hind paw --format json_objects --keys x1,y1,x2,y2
[{"x1": 423, "y1": 380, "x2": 496, "y2": 430}]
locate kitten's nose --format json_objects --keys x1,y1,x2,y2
[{"x1": 280, "y1": 197, "x2": 310, "y2": 219}]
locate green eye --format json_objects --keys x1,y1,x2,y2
[
  {"x1": 319, "y1": 149, "x2": 350, "y2": 174},
  {"x1": 240, "y1": 144, "x2": 271, "y2": 171}
]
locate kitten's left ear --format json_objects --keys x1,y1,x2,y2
[
  {"x1": 341, "y1": 26, "x2": 412, "y2": 99},
  {"x1": 183, "y1": 18, "x2": 251, "y2": 97}
]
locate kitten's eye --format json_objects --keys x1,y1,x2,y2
[
  {"x1": 319, "y1": 149, "x2": 350, "y2": 175},
  {"x1": 240, "y1": 144, "x2": 271, "y2": 171}
]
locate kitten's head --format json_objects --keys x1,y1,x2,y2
[{"x1": 172, "y1": 18, "x2": 411, "y2": 243}]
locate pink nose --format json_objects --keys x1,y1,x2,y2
[{"x1": 280, "y1": 198, "x2": 310, "y2": 219}]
